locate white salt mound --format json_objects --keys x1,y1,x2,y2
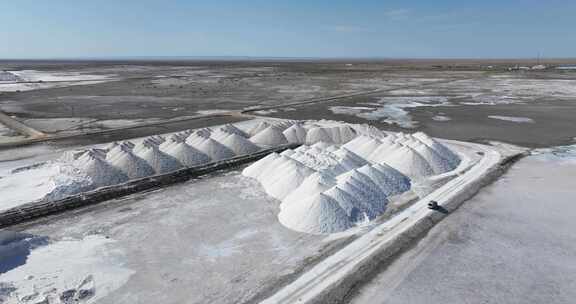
[
  {"x1": 217, "y1": 133, "x2": 260, "y2": 155},
  {"x1": 278, "y1": 193, "x2": 353, "y2": 234},
  {"x1": 242, "y1": 152, "x2": 280, "y2": 179},
  {"x1": 109, "y1": 148, "x2": 156, "y2": 179},
  {"x1": 135, "y1": 144, "x2": 183, "y2": 174},
  {"x1": 260, "y1": 156, "x2": 315, "y2": 200},
  {"x1": 219, "y1": 124, "x2": 248, "y2": 138},
  {"x1": 133, "y1": 138, "x2": 161, "y2": 154},
  {"x1": 75, "y1": 151, "x2": 129, "y2": 187},
  {"x1": 165, "y1": 142, "x2": 211, "y2": 167},
  {"x1": 250, "y1": 126, "x2": 289, "y2": 146},
  {"x1": 305, "y1": 127, "x2": 334, "y2": 144},
  {"x1": 282, "y1": 172, "x2": 336, "y2": 207},
  {"x1": 405, "y1": 141, "x2": 453, "y2": 174},
  {"x1": 249, "y1": 121, "x2": 271, "y2": 136},
  {"x1": 380, "y1": 145, "x2": 434, "y2": 180},
  {"x1": 194, "y1": 138, "x2": 235, "y2": 161},
  {"x1": 283, "y1": 123, "x2": 307, "y2": 144},
  {"x1": 413, "y1": 132, "x2": 460, "y2": 168}
]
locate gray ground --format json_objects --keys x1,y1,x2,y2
[
  {"x1": 347, "y1": 149, "x2": 576, "y2": 304},
  {"x1": 2, "y1": 60, "x2": 576, "y2": 148}
]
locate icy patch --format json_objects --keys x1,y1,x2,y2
[
  {"x1": 432, "y1": 115, "x2": 451, "y2": 121},
  {"x1": 488, "y1": 115, "x2": 534, "y2": 123},
  {"x1": 0, "y1": 234, "x2": 133, "y2": 304},
  {"x1": 329, "y1": 96, "x2": 451, "y2": 129}
]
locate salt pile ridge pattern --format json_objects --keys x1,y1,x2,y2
[
  {"x1": 44, "y1": 122, "x2": 274, "y2": 201},
  {"x1": 243, "y1": 130, "x2": 461, "y2": 234}
]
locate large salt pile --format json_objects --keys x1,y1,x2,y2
[
  {"x1": 75, "y1": 151, "x2": 129, "y2": 187},
  {"x1": 248, "y1": 121, "x2": 271, "y2": 136},
  {"x1": 217, "y1": 133, "x2": 260, "y2": 155},
  {"x1": 305, "y1": 127, "x2": 334, "y2": 144},
  {"x1": 413, "y1": 132, "x2": 461, "y2": 168},
  {"x1": 164, "y1": 141, "x2": 211, "y2": 167},
  {"x1": 278, "y1": 193, "x2": 353, "y2": 234},
  {"x1": 250, "y1": 126, "x2": 289, "y2": 146},
  {"x1": 242, "y1": 125, "x2": 464, "y2": 234},
  {"x1": 134, "y1": 141, "x2": 183, "y2": 174},
  {"x1": 219, "y1": 124, "x2": 248, "y2": 138},
  {"x1": 108, "y1": 145, "x2": 156, "y2": 179},
  {"x1": 194, "y1": 138, "x2": 236, "y2": 161},
  {"x1": 283, "y1": 123, "x2": 307, "y2": 144}
]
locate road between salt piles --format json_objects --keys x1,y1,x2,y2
[{"x1": 259, "y1": 141, "x2": 505, "y2": 304}]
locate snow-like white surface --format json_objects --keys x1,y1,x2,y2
[
  {"x1": 243, "y1": 127, "x2": 462, "y2": 234},
  {"x1": 488, "y1": 115, "x2": 535, "y2": 123},
  {"x1": 0, "y1": 70, "x2": 115, "y2": 92},
  {"x1": 0, "y1": 233, "x2": 133, "y2": 304}
]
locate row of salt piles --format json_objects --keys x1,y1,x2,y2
[
  {"x1": 247, "y1": 120, "x2": 359, "y2": 147},
  {"x1": 46, "y1": 123, "x2": 264, "y2": 199},
  {"x1": 243, "y1": 142, "x2": 412, "y2": 234},
  {"x1": 342, "y1": 132, "x2": 461, "y2": 181}
]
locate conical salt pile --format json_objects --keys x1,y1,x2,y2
[
  {"x1": 333, "y1": 125, "x2": 357, "y2": 144},
  {"x1": 217, "y1": 133, "x2": 260, "y2": 156},
  {"x1": 369, "y1": 141, "x2": 402, "y2": 164},
  {"x1": 260, "y1": 157, "x2": 315, "y2": 200},
  {"x1": 104, "y1": 141, "x2": 120, "y2": 151},
  {"x1": 323, "y1": 186, "x2": 364, "y2": 222},
  {"x1": 160, "y1": 134, "x2": 187, "y2": 152},
  {"x1": 220, "y1": 124, "x2": 248, "y2": 138},
  {"x1": 250, "y1": 126, "x2": 289, "y2": 146},
  {"x1": 372, "y1": 163, "x2": 411, "y2": 193},
  {"x1": 186, "y1": 132, "x2": 209, "y2": 146},
  {"x1": 242, "y1": 152, "x2": 280, "y2": 179},
  {"x1": 332, "y1": 148, "x2": 368, "y2": 171},
  {"x1": 305, "y1": 127, "x2": 333, "y2": 145},
  {"x1": 165, "y1": 141, "x2": 211, "y2": 167},
  {"x1": 278, "y1": 193, "x2": 353, "y2": 234},
  {"x1": 109, "y1": 146, "x2": 156, "y2": 179},
  {"x1": 194, "y1": 138, "x2": 235, "y2": 161},
  {"x1": 107, "y1": 142, "x2": 136, "y2": 162},
  {"x1": 412, "y1": 132, "x2": 460, "y2": 168},
  {"x1": 336, "y1": 177, "x2": 387, "y2": 219},
  {"x1": 357, "y1": 164, "x2": 409, "y2": 197},
  {"x1": 405, "y1": 141, "x2": 453, "y2": 174},
  {"x1": 249, "y1": 121, "x2": 271, "y2": 136},
  {"x1": 283, "y1": 123, "x2": 307, "y2": 144},
  {"x1": 282, "y1": 172, "x2": 336, "y2": 207},
  {"x1": 133, "y1": 138, "x2": 161, "y2": 154},
  {"x1": 75, "y1": 151, "x2": 129, "y2": 187},
  {"x1": 135, "y1": 142, "x2": 183, "y2": 174},
  {"x1": 379, "y1": 145, "x2": 434, "y2": 180}
]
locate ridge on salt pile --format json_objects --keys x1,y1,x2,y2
[
  {"x1": 242, "y1": 152, "x2": 280, "y2": 179},
  {"x1": 283, "y1": 123, "x2": 307, "y2": 144},
  {"x1": 210, "y1": 129, "x2": 233, "y2": 141},
  {"x1": 186, "y1": 132, "x2": 209, "y2": 146},
  {"x1": 217, "y1": 133, "x2": 260, "y2": 155},
  {"x1": 159, "y1": 134, "x2": 187, "y2": 152},
  {"x1": 352, "y1": 124, "x2": 387, "y2": 138},
  {"x1": 336, "y1": 170, "x2": 388, "y2": 206},
  {"x1": 282, "y1": 172, "x2": 336, "y2": 208},
  {"x1": 59, "y1": 149, "x2": 89, "y2": 163},
  {"x1": 305, "y1": 127, "x2": 334, "y2": 144},
  {"x1": 135, "y1": 142, "x2": 183, "y2": 174},
  {"x1": 75, "y1": 151, "x2": 129, "y2": 187},
  {"x1": 413, "y1": 132, "x2": 461, "y2": 168},
  {"x1": 332, "y1": 125, "x2": 357, "y2": 144},
  {"x1": 259, "y1": 156, "x2": 315, "y2": 200},
  {"x1": 278, "y1": 193, "x2": 353, "y2": 234},
  {"x1": 357, "y1": 164, "x2": 411, "y2": 196},
  {"x1": 250, "y1": 126, "x2": 289, "y2": 146},
  {"x1": 133, "y1": 138, "x2": 162, "y2": 154},
  {"x1": 323, "y1": 186, "x2": 364, "y2": 222},
  {"x1": 109, "y1": 146, "x2": 156, "y2": 179},
  {"x1": 194, "y1": 138, "x2": 236, "y2": 161},
  {"x1": 369, "y1": 142, "x2": 402, "y2": 164},
  {"x1": 105, "y1": 141, "x2": 120, "y2": 151},
  {"x1": 164, "y1": 141, "x2": 211, "y2": 167},
  {"x1": 404, "y1": 140, "x2": 453, "y2": 174},
  {"x1": 342, "y1": 136, "x2": 383, "y2": 159},
  {"x1": 336, "y1": 177, "x2": 387, "y2": 220},
  {"x1": 286, "y1": 149, "x2": 350, "y2": 176},
  {"x1": 379, "y1": 145, "x2": 435, "y2": 180},
  {"x1": 249, "y1": 121, "x2": 271, "y2": 136},
  {"x1": 107, "y1": 142, "x2": 135, "y2": 162},
  {"x1": 220, "y1": 124, "x2": 248, "y2": 138}
]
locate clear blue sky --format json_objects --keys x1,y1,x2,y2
[{"x1": 1, "y1": 0, "x2": 574, "y2": 59}]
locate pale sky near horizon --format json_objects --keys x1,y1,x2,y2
[{"x1": 1, "y1": 0, "x2": 574, "y2": 59}]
